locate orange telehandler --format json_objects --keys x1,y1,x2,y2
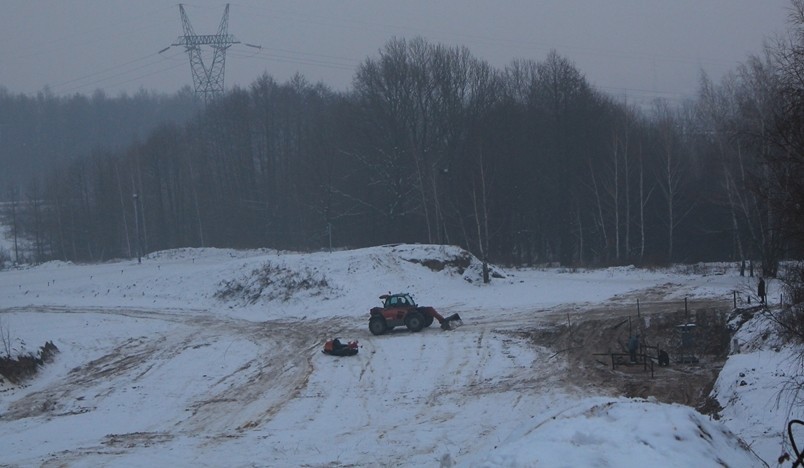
[{"x1": 368, "y1": 293, "x2": 462, "y2": 335}]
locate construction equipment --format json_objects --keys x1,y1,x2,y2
[
  {"x1": 368, "y1": 293, "x2": 462, "y2": 335},
  {"x1": 322, "y1": 338, "x2": 359, "y2": 356}
]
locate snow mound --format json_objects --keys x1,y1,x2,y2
[
  {"x1": 713, "y1": 309, "x2": 803, "y2": 463},
  {"x1": 211, "y1": 244, "x2": 494, "y2": 308},
  {"x1": 476, "y1": 397, "x2": 761, "y2": 467},
  {"x1": 386, "y1": 243, "x2": 503, "y2": 280},
  {"x1": 145, "y1": 247, "x2": 272, "y2": 261}
]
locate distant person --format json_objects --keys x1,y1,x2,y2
[
  {"x1": 628, "y1": 335, "x2": 640, "y2": 363},
  {"x1": 758, "y1": 277, "x2": 766, "y2": 305},
  {"x1": 658, "y1": 349, "x2": 670, "y2": 367}
]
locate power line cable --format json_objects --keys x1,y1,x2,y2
[
  {"x1": 225, "y1": 3, "x2": 741, "y2": 100},
  {"x1": 59, "y1": 60, "x2": 188, "y2": 95},
  {"x1": 232, "y1": 3, "x2": 745, "y2": 70},
  {"x1": 227, "y1": 49, "x2": 356, "y2": 72},
  {"x1": 4, "y1": 5, "x2": 176, "y2": 63},
  {"x1": 56, "y1": 51, "x2": 186, "y2": 95},
  {"x1": 50, "y1": 52, "x2": 170, "y2": 91}
]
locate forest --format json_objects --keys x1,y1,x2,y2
[{"x1": 1, "y1": 13, "x2": 803, "y2": 276}]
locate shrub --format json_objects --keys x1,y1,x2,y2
[
  {"x1": 0, "y1": 341, "x2": 59, "y2": 384},
  {"x1": 215, "y1": 261, "x2": 333, "y2": 304},
  {"x1": 780, "y1": 262, "x2": 804, "y2": 307},
  {"x1": 0, "y1": 246, "x2": 9, "y2": 270}
]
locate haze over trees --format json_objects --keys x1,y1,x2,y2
[{"x1": 2, "y1": 9, "x2": 803, "y2": 276}]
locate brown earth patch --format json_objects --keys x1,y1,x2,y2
[{"x1": 520, "y1": 299, "x2": 732, "y2": 413}]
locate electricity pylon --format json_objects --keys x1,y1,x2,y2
[{"x1": 162, "y1": 4, "x2": 248, "y2": 103}]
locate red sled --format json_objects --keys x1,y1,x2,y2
[{"x1": 322, "y1": 338, "x2": 359, "y2": 356}]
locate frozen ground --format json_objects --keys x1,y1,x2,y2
[{"x1": 0, "y1": 244, "x2": 798, "y2": 466}]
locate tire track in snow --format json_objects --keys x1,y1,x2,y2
[
  {"x1": 0, "y1": 308, "x2": 348, "y2": 435},
  {"x1": 4, "y1": 295, "x2": 698, "y2": 466}
]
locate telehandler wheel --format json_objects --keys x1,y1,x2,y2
[
  {"x1": 369, "y1": 316, "x2": 388, "y2": 335},
  {"x1": 422, "y1": 313, "x2": 434, "y2": 328},
  {"x1": 405, "y1": 311, "x2": 425, "y2": 332}
]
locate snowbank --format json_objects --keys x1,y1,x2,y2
[{"x1": 475, "y1": 397, "x2": 760, "y2": 467}]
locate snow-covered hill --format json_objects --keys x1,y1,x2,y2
[{"x1": 0, "y1": 245, "x2": 796, "y2": 466}]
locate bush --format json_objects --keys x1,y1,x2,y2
[
  {"x1": 767, "y1": 262, "x2": 804, "y2": 344},
  {"x1": 780, "y1": 262, "x2": 804, "y2": 307},
  {"x1": 0, "y1": 246, "x2": 9, "y2": 270},
  {"x1": 764, "y1": 305, "x2": 804, "y2": 346},
  {"x1": 0, "y1": 341, "x2": 59, "y2": 384},
  {"x1": 215, "y1": 261, "x2": 333, "y2": 305},
  {"x1": 760, "y1": 262, "x2": 804, "y2": 429}
]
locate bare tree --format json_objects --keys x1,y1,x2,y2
[
  {"x1": 0, "y1": 317, "x2": 12, "y2": 358},
  {"x1": 653, "y1": 99, "x2": 694, "y2": 262},
  {"x1": 637, "y1": 142, "x2": 653, "y2": 260},
  {"x1": 471, "y1": 148, "x2": 492, "y2": 283},
  {"x1": 768, "y1": 0, "x2": 804, "y2": 259}
]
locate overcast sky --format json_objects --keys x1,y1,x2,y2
[{"x1": 0, "y1": 1, "x2": 792, "y2": 105}]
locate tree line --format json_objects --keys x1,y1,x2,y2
[
  {"x1": 3, "y1": 18, "x2": 803, "y2": 274},
  {"x1": 0, "y1": 87, "x2": 199, "y2": 190}
]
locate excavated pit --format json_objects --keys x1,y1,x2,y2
[{"x1": 521, "y1": 299, "x2": 732, "y2": 414}]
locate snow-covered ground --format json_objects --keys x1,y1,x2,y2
[{"x1": 0, "y1": 244, "x2": 798, "y2": 466}]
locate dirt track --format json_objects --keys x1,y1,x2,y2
[
  {"x1": 4, "y1": 289, "x2": 733, "y2": 426},
  {"x1": 1, "y1": 308, "x2": 351, "y2": 426},
  {"x1": 0, "y1": 287, "x2": 735, "y2": 465}
]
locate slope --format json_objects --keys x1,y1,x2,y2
[{"x1": 0, "y1": 245, "x2": 772, "y2": 466}]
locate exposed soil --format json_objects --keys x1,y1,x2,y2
[{"x1": 519, "y1": 298, "x2": 732, "y2": 414}]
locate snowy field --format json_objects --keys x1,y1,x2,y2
[{"x1": 0, "y1": 244, "x2": 798, "y2": 467}]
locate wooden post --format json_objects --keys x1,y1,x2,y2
[
  {"x1": 684, "y1": 297, "x2": 688, "y2": 322},
  {"x1": 132, "y1": 193, "x2": 141, "y2": 264}
]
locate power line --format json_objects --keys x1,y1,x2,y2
[
  {"x1": 3, "y1": 3, "x2": 761, "y2": 101},
  {"x1": 58, "y1": 62, "x2": 188, "y2": 96},
  {"x1": 4, "y1": 5, "x2": 176, "y2": 64},
  {"x1": 233, "y1": 3, "x2": 745, "y2": 70},
  {"x1": 227, "y1": 48, "x2": 356, "y2": 72},
  {"x1": 51, "y1": 52, "x2": 168, "y2": 91}
]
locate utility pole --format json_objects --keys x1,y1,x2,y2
[
  {"x1": 162, "y1": 4, "x2": 260, "y2": 103},
  {"x1": 10, "y1": 187, "x2": 18, "y2": 265},
  {"x1": 132, "y1": 193, "x2": 141, "y2": 264}
]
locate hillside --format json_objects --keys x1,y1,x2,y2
[{"x1": 0, "y1": 245, "x2": 796, "y2": 466}]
